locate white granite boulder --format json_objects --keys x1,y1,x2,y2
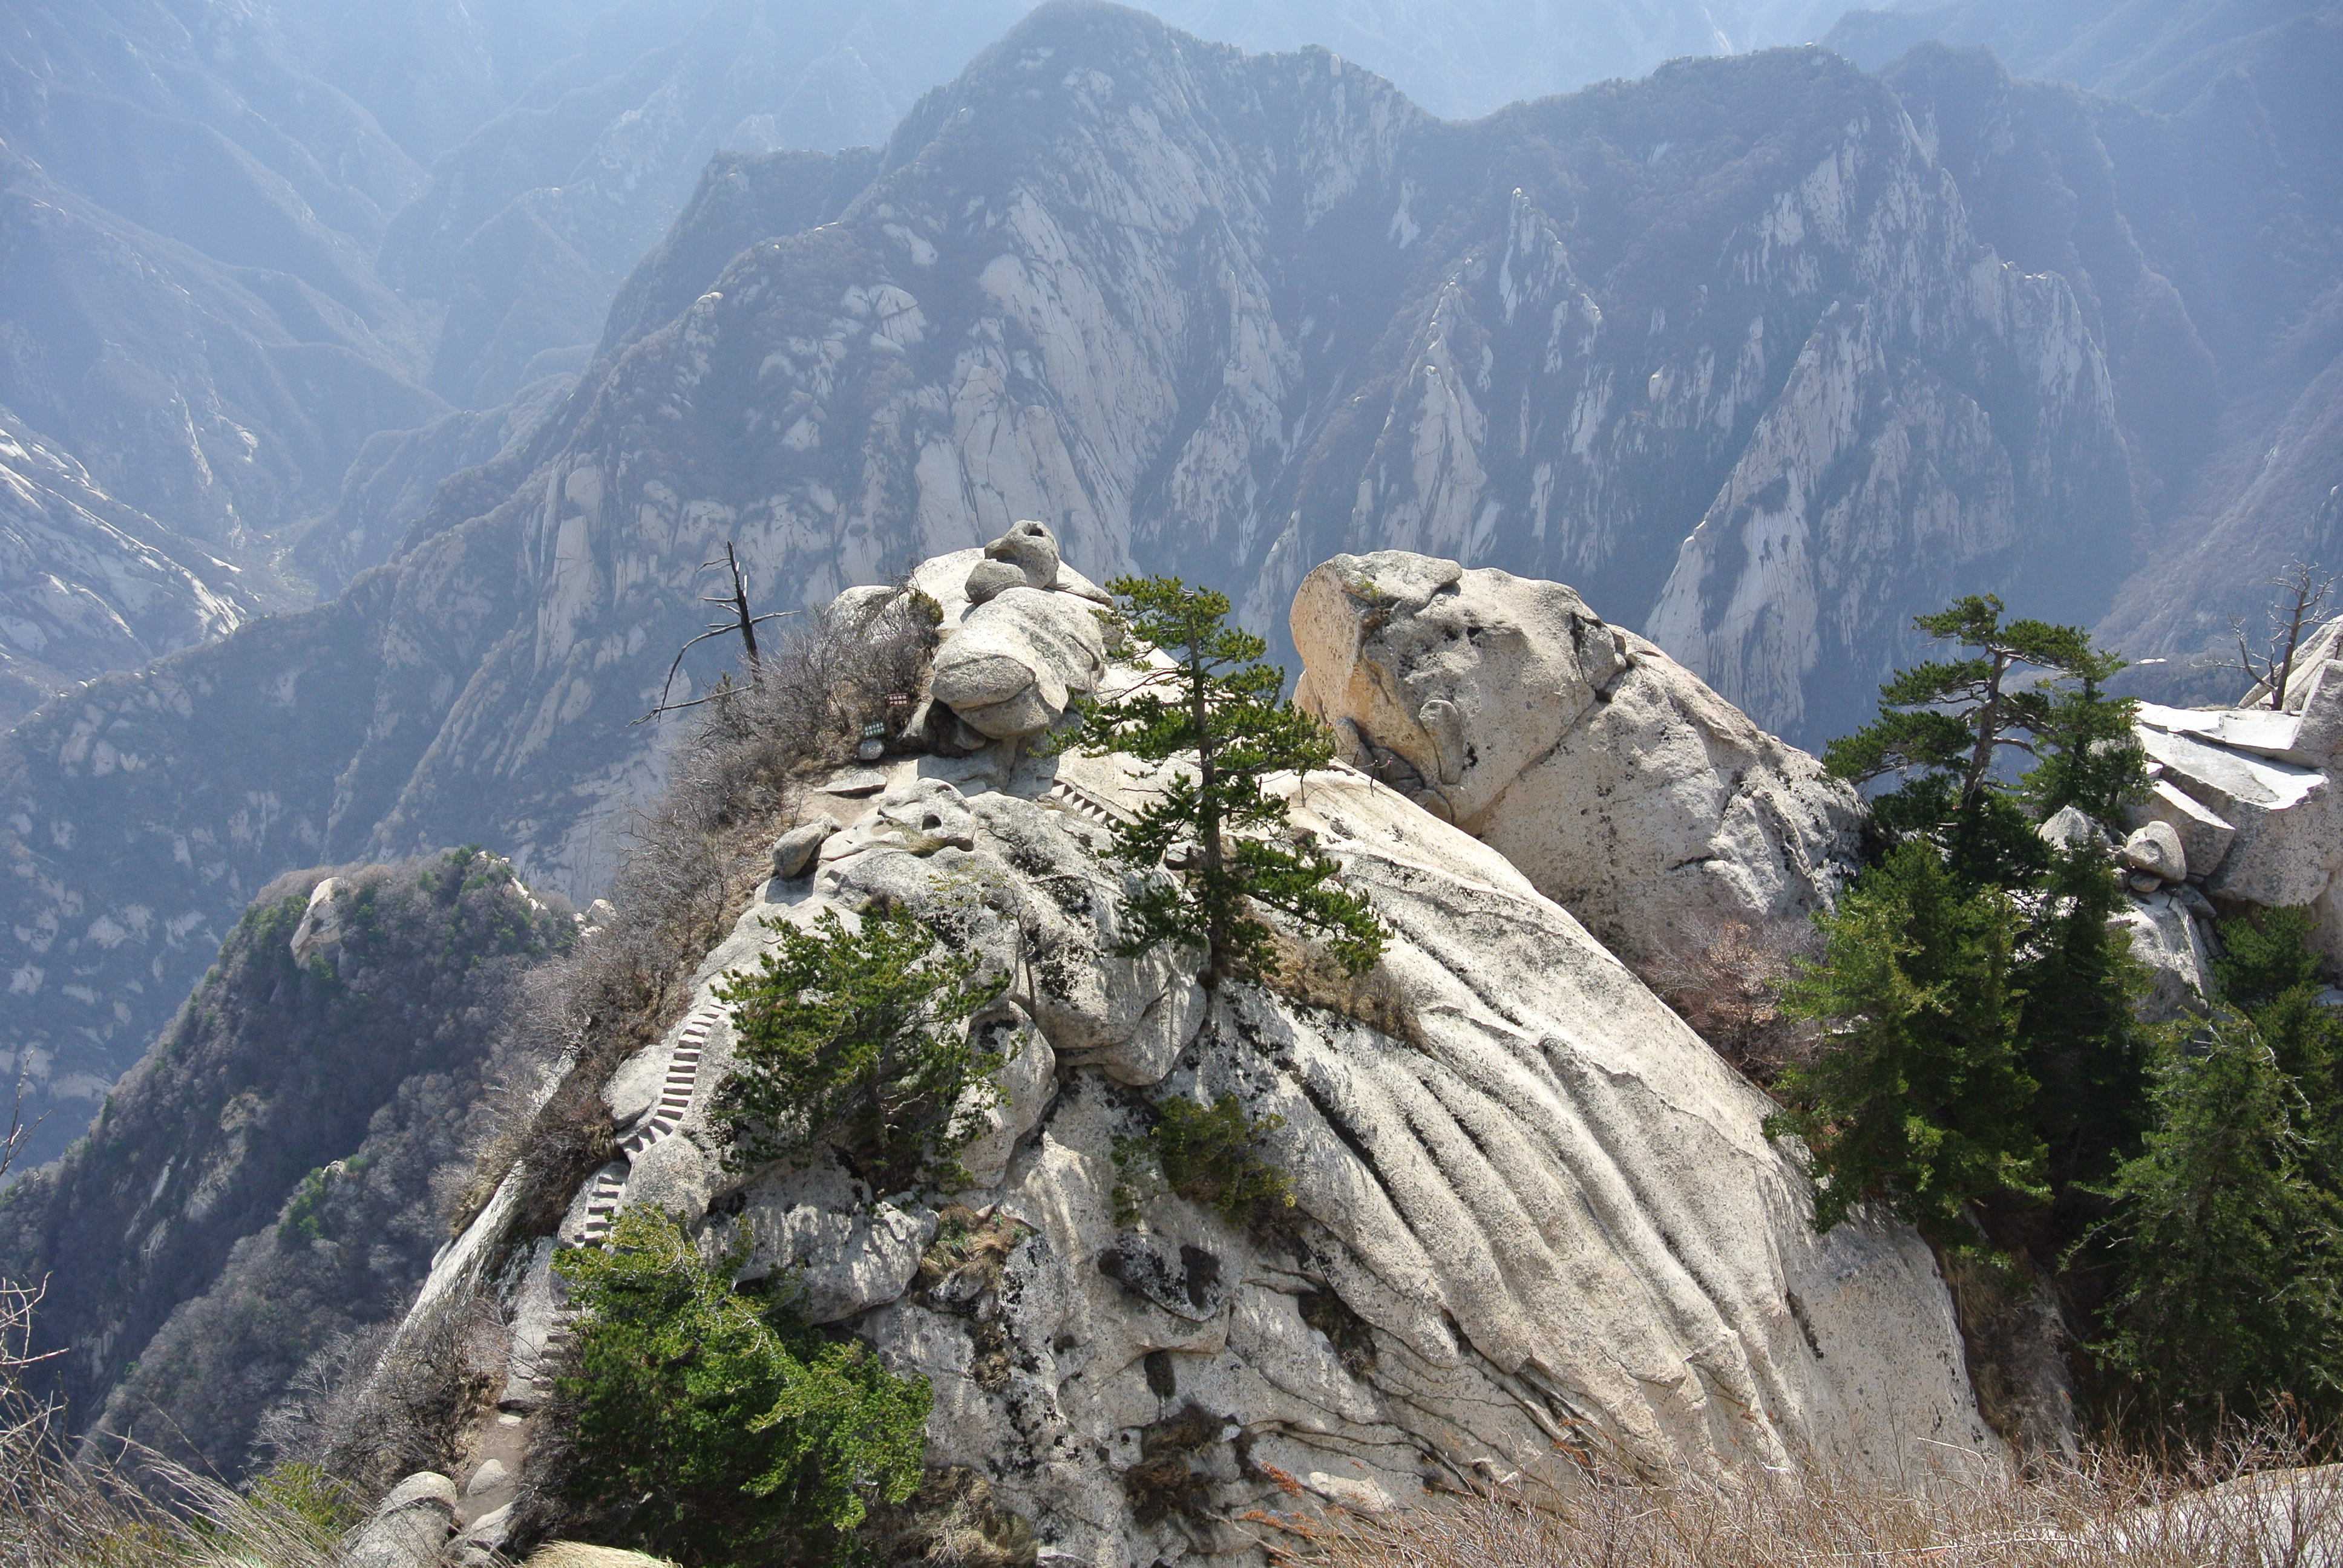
[
  {"x1": 768, "y1": 819, "x2": 833, "y2": 879},
  {"x1": 341, "y1": 1472, "x2": 458, "y2": 1568},
  {"x1": 2132, "y1": 699, "x2": 2343, "y2": 967},
  {"x1": 1291, "y1": 550, "x2": 1863, "y2": 972},
  {"x1": 2122, "y1": 821, "x2": 2186, "y2": 882},
  {"x1": 925, "y1": 526, "x2": 1109, "y2": 741}
]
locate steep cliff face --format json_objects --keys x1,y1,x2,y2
[
  {"x1": 376, "y1": 0, "x2": 1032, "y2": 408},
  {"x1": 1826, "y1": 18, "x2": 2343, "y2": 687},
  {"x1": 375, "y1": 0, "x2": 1860, "y2": 413},
  {"x1": 0, "y1": 408, "x2": 259, "y2": 730},
  {"x1": 0, "y1": 850, "x2": 571, "y2": 1474},
  {"x1": 0, "y1": 3, "x2": 2166, "y2": 1166}
]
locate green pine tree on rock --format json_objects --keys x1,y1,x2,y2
[
  {"x1": 1766, "y1": 841, "x2": 2049, "y2": 1235},
  {"x1": 2093, "y1": 1013, "x2": 2343, "y2": 1428},
  {"x1": 1823, "y1": 593, "x2": 2146, "y2": 884},
  {"x1": 1777, "y1": 594, "x2": 2152, "y2": 1236},
  {"x1": 1060, "y1": 575, "x2": 1385, "y2": 985}
]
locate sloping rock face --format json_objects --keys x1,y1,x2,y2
[
  {"x1": 0, "y1": 4, "x2": 2168, "y2": 1165},
  {"x1": 0, "y1": 410, "x2": 260, "y2": 729},
  {"x1": 1293, "y1": 550, "x2": 1861, "y2": 973},
  {"x1": 1846, "y1": 41, "x2": 2343, "y2": 700},
  {"x1": 418, "y1": 731, "x2": 1992, "y2": 1562}
]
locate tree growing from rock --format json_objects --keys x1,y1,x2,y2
[
  {"x1": 1783, "y1": 595, "x2": 2157, "y2": 1240},
  {"x1": 715, "y1": 906, "x2": 1009, "y2": 1191},
  {"x1": 1824, "y1": 594, "x2": 2145, "y2": 878},
  {"x1": 1062, "y1": 576, "x2": 1385, "y2": 985},
  {"x1": 2227, "y1": 545, "x2": 2338, "y2": 710},
  {"x1": 553, "y1": 1207, "x2": 931, "y2": 1565},
  {"x1": 1767, "y1": 841, "x2": 2048, "y2": 1234}
]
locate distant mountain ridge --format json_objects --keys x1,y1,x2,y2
[
  {"x1": 2, "y1": 1, "x2": 2243, "y2": 1171},
  {"x1": 0, "y1": 849, "x2": 570, "y2": 1472}
]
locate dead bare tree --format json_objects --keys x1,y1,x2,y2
[
  {"x1": 2229, "y1": 494, "x2": 2343, "y2": 708},
  {"x1": 1640, "y1": 913, "x2": 1821, "y2": 1086},
  {"x1": 2229, "y1": 560, "x2": 2335, "y2": 710},
  {"x1": 2, "y1": 1065, "x2": 63, "y2": 1443},
  {"x1": 638, "y1": 541, "x2": 798, "y2": 723}
]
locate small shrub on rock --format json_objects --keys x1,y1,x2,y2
[
  {"x1": 1113, "y1": 1093, "x2": 1294, "y2": 1229},
  {"x1": 714, "y1": 906, "x2": 1009, "y2": 1191},
  {"x1": 552, "y1": 1208, "x2": 929, "y2": 1567}
]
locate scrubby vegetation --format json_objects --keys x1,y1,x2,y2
[
  {"x1": 1113, "y1": 1092, "x2": 1295, "y2": 1230},
  {"x1": 452, "y1": 588, "x2": 939, "y2": 1250},
  {"x1": 0, "y1": 847, "x2": 574, "y2": 1482},
  {"x1": 1060, "y1": 575, "x2": 1385, "y2": 984},
  {"x1": 715, "y1": 904, "x2": 1010, "y2": 1191},
  {"x1": 549, "y1": 1207, "x2": 930, "y2": 1567},
  {"x1": 1314, "y1": 1429, "x2": 2343, "y2": 1567}
]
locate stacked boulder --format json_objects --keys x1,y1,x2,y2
[{"x1": 914, "y1": 520, "x2": 1115, "y2": 745}]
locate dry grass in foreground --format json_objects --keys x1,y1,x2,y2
[
  {"x1": 2, "y1": 1277, "x2": 340, "y2": 1568},
  {"x1": 1300, "y1": 1437, "x2": 2342, "y2": 1567}
]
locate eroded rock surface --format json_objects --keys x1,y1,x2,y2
[
  {"x1": 920, "y1": 524, "x2": 1112, "y2": 742},
  {"x1": 385, "y1": 538, "x2": 1994, "y2": 1561},
  {"x1": 1293, "y1": 550, "x2": 1863, "y2": 973}
]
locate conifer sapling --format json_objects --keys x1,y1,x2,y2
[{"x1": 1061, "y1": 575, "x2": 1386, "y2": 985}]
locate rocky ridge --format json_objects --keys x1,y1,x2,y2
[
  {"x1": 0, "y1": 850, "x2": 574, "y2": 1476},
  {"x1": 378, "y1": 531, "x2": 1994, "y2": 1564},
  {"x1": 0, "y1": 5, "x2": 2186, "y2": 1165}
]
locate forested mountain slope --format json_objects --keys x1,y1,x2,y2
[{"x1": 0, "y1": 849, "x2": 570, "y2": 1474}]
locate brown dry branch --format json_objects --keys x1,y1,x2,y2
[{"x1": 1640, "y1": 913, "x2": 1821, "y2": 1086}]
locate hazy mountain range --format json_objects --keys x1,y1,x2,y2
[{"x1": 0, "y1": 0, "x2": 2335, "y2": 1175}]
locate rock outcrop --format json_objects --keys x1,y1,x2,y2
[
  {"x1": 390, "y1": 549, "x2": 1994, "y2": 1564},
  {"x1": 2128, "y1": 646, "x2": 2343, "y2": 969},
  {"x1": 917, "y1": 524, "x2": 1113, "y2": 743},
  {"x1": 1293, "y1": 550, "x2": 1862, "y2": 973}
]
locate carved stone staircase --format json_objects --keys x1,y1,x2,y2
[{"x1": 574, "y1": 1002, "x2": 723, "y2": 1247}]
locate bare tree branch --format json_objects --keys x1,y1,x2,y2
[
  {"x1": 637, "y1": 543, "x2": 802, "y2": 723},
  {"x1": 2226, "y1": 557, "x2": 2337, "y2": 708}
]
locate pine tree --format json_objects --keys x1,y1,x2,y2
[
  {"x1": 1824, "y1": 595, "x2": 2142, "y2": 883},
  {"x1": 713, "y1": 906, "x2": 1009, "y2": 1189},
  {"x1": 1061, "y1": 576, "x2": 1385, "y2": 985},
  {"x1": 1807, "y1": 593, "x2": 2154, "y2": 1223},
  {"x1": 1768, "y1": 841, "x2": 2048, "y2": 1233},
  {"x1": 554, "y1": 1208, "x2": 931, "y2": 1565},
  {"x1": 2094, "y1": 1016, "x2": 2343, "y2": 1427},
  {"x1": 2017, "y1": 844, "x2": 2157, "y2": 1195},
  {"x1": 2212, "y1": 906, "x2": 2343, "y2": 1180}
]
